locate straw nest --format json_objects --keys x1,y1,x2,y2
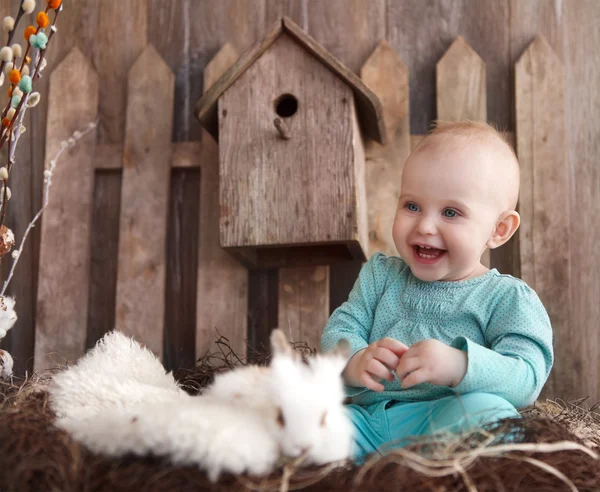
[{"x1": 0, "y1": 337, "x2": 598, "y2": 492}]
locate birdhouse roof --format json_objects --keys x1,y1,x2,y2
[{"x1": 195, "y1": 16, "x2": 387, "y2": 144}]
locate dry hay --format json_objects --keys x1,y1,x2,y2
[{"x1": 0, "y1": 337, "x2": 598, "y2": 492}]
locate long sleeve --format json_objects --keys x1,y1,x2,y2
[
  {"x1": 320, "y1": 253, "x2": 391, "y2": 359},
  {"x1": 452, "y1": 282, "x2": 554, "y2": 408}
]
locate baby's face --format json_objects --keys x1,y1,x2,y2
[{"x1": 392, "y1": 136, "x2": 516, "y2": 282}]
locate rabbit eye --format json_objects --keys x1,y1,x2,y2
[
  {"x1": 277, "y1": 408, "x2": 285, "y2": 427},
  {"x1": 320, "y1": 410, "x2": 327, "y2": 427}
]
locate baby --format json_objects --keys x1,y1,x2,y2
[{"x1": 321, "y1": 120, "x2": 554, "y2": 461}]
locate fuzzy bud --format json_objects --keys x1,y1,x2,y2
[
  {"x1": 18, "y1": 75, "x2": 32, "y2": 93},
  {"x1": 0, "y1": 72, "x2": 4, "y2": 88},
  {"x1": 11, "y1": 249, "x2": 18, "y2": 259},
  {"x1": 0, "y1": 167, "x2": 8, "y2": 180},
  {"x1": 2, "y1": 17, "x2": 14, "y2": 33},
  {"x1": 3, "y1": 61, "x2": 13, "y2": 76},
  {"x1": 26, "y1": 91, "x2": 40, "y2": 107},
  {"x1": 0, "y1": 225, "x2": 14, "y2": 257},
  {"x1": 22, "y1": 0, "x2": 36, "y2": 14},
  {"x1": 0, "y1": 350, "x2": 13, "y2": 379},
  {"x1": 21, "y1": 64, "x2": 30, "y2": 76},
  {"x1": 0, "y1": 46, "x2": 13, "y2": 62},
  {"x1": 12, "y1": 86, "x2": 22, "y2": 97},
  {"x1": 11, "y1": 43, "x2": 22, "y2": 59}
]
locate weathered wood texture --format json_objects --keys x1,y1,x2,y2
[
  {"x1": 196, "y1": 44, "x2": 248, "y2": 359},
  {"x1": 516, "y1": 37, "x2": 572, "y2": 398},
  {"x1": 563, "y1": 0, "x2": 600, "y2": 402},
  {"x1": 278, "y1": 266, "x2": 329, "y2": 351},
  {"x1": 436, "y1": 36, "x2": 491, "y2": 268},
  {"x1": 361, "y1": 41, "x2": 410, "y2": 258},
  {"x1": 34, "y1": 49, "x2": 98, "y2": 370},
  {"x1": 114, "y1": 46, "x2": 174, "y2": 357},
  {"x1": 219, "y1": 34, "x2": 366, "y2": 257}
]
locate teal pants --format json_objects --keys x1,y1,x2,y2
[{"x1": 346, "y1": 392, "x2": 520, "y2": 462}]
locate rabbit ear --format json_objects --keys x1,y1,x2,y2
[
  {"x1": 329, "y1": 338, "x2": 350, "y2": 359},
  {"x1": 270, "y1": 329, "x2": 295, "y2": 358}
]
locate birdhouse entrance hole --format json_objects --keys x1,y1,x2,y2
[{"x1": 274, "y1": 93, "x2": 298, "y2": 117}]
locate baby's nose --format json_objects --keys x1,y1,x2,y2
[{"x1": 416, "y1": 216, "x2": 437, "y2": 234}]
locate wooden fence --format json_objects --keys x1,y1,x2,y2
[{"x1": 26, "y1": 29, "x2": 571, "y2": 404}]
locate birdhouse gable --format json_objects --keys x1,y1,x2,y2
[{"x1": 196, "y1": 16, "x2": 386, "y2": 145}]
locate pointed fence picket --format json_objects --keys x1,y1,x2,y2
[{"x1": 34, "y1": 48, "x2": 98, "y2": 370}]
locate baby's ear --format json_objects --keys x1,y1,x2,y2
[{"x1": 487, "y1": 210, "x2": 520, "y2": 249}]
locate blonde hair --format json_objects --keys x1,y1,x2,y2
[{"x1": 414, "y1": 120, "x2": 518, "y2": 164}]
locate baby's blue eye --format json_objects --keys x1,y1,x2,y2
[
  {"x1": 406, "y1": 203, "x2": 419, "y2": 212},
  {"x1": 443, "y1": 208, "x2": 457, "y2": 218}
]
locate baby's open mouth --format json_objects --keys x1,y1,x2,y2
[{"x1": 413, "y1": 245, "x2": 447, "y2": 262}]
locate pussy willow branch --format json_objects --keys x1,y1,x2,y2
[
  {"x1": 0, "y1": 120, "x2": 97, "y2": 296},
  {"x1": 0, "y1": 5, "x2": 60, "y2": 149},
  {"x1": 0, "y1": 4, "x2": 25, "y2": 79}
]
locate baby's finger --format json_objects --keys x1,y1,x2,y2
[
  {"x1": 377, "y1": 338, "x2": 409, "y2": 357},
  {"x1": 372, "y1": 347, "x2": 400, "y2": 370},
  {"x1": 395, "y1": 355, "x2": 422, "y2": 381},
  {"x1": 401, "y1": 368, "x2": 429, "y2": 388},
  {"x1": 360, "y1": 371, "x2": 385, "y2": 392},
  {"x1": 366, "y1": 359, "x2": 394, "y2": 382}
]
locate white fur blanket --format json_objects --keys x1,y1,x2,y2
[{"x1": 48, "y1": 330, "x2": 353, "y2": 481}]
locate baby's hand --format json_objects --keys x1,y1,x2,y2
[
  {"x1": 344, "y1": 338, "x2": 408, "y2": 392},
  {"x1": 395, "y1": 339, "x2": 467, "y2": 388}
]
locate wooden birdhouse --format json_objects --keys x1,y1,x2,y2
[{"x1": 195, "y1": 17, "x2": 386, "y2": 269}]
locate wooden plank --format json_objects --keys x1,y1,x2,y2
[
  {"x1": 247, "y1": 268, "x2": 278, "y2": 362},
  {"x1": 86, "y1": 170, "x2": 121, "y2": 350},
  {"x1": 562, "y1": 0, "x2": 600, "y2": 403},
  {"x1": 196, "y1": 44, "x2": 249, "y2": 359},
  {"x1": 361, "y1": 40, "x2": 411, "y2": 257},
  {"x1": 436, "y1": 36, "x2": 486, "y2": 121},
  {"x1": 94, "y1": 142, "x2": 203, "y2": 169},
  {"x1": 96, "y1": 0, "x2": 148, "y2": 144},
  {"x1": 278, "y1": 266, "x2": 329, "y2": 350},
  {"x1": 436, "y1": 36, "x2": 490, "y2": 268},
  {"x1": 164, "y1": 166, "x2": 200, "y2": 371},
  {"x1": 115, "y1": 45, "x2": 174, "y2": 358},
  {"x1": 515, "y1": 36, "x2": 572, "y2": 399},
  {"x1": 34, "y1": 49, "x2": 98, "y2": 370}
]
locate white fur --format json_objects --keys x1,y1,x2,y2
[
  {"x1": 49, "y1": 329, "x2": 353, "y2": 481},
  {"x1": 0, "y1": 296, "x2": 17, "y2": 340},
  {"x1": 0, "y1": 349, "x2": 13, "y2": 379}
]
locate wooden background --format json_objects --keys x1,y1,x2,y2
[{"x1": 0, "y1": 0, "x2": 597, "y2": 403}]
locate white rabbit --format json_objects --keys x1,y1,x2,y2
[
  {"x1": 49, "y1": 328, "x2": 354, "y2": 482},
  {"x1": 205, "y1": 329, "x2": 354, "y2": 466}
]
